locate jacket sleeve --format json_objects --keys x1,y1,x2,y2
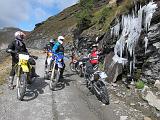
[
  {"x1": 6, "y1": 41, "x2": 15, "y2": 53},
  {"x1": 52, "y1": 43, "x2": 59, "y2": 53},
  {"x1": 23, "y1": 43, "x2": 28, "y2": 53}
]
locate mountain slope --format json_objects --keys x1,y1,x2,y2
[
  {"x1": 26, "y1": 4, "x2": 79, "y2": 49},
  {"x1": 0, "y1": 27, "x2": 22, "y2": 50},
  {"x1": 26, "y1": 0, "x2": 110, "y2": 49}
]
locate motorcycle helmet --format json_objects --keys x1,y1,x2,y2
[
  {"x1": 58, "y1": 36, "x2": 64, "y2": 44},
  {"x1": 15, "y1": 31, "x2": 26, "y2": 40}
]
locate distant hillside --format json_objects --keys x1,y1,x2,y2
[
  {"x1": 26, "y1": 0, "x2": 109, "y2": 49},
  {"x1": 0, "y1": 27, "x2": 29, "y2": 50}
]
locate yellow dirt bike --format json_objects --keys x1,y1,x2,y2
[{"x1": 15, "y1": 54, "x2": 37, "y2": 101}]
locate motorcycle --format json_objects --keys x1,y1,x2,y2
[
  {"x1": 44, "y1": 50, "x2": 54, "y2": 79},
  {"x1": 85, "y1": 64, "x2": 109, "y2": 105},
  {"x1": 15, "y1": 53, "x2": 38, "y2": 101},
  {"x1": 69, "y1": 58, "x2": 78, "y2": 72},
  {"x1": 77, "y1": 57, "x2": 89, "y2": 77},
  {"x1": 49, "y1": 54, "x2": 64, "y2": 90}
]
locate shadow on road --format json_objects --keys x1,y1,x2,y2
[
  {"x1": 52, "y1": 73, "x2": 76, "y2": 91},
  {"x1": 23, "y1": 77, "x2": 48, "y2": 101},
  {"x1": 63, "y1": 73, "x2": 77, "y2": 78}
]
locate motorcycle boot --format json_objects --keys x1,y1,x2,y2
[
  {"x1": 60, "y1": 64, "x2": 65, "y2": 79},
  {"x1": 31, "y1": 66, "x2": 39, "y2": 78},
  {"x1": 8, "y1": 76, "x2": 14, "y2": 90}
]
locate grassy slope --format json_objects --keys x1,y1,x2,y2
[
  {"x1": 27, "y1": 1, "x2": 109, "y2": 42},
  {"x1": 28, "y1": 0, "x2": 146, "y2": 42},
  {"x1": 82, "y1": 0, "x2": 133, "y2": 35},
  {"x1": 27, "y1": 4, "x2": 79, "y2": 42}
]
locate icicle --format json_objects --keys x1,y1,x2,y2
[
  {"x1": 143, "y1": 2, "x2": 157, "y2": 31},
  {"x1": 130, "y1": 61, "x2": 133, "y2": 75},
  {"x1": 111, "y1": 1, "x2": 157, "y2": 76},
  {"x1": 110, "y1": 19, "x2": 120, "y2": 37},
  {"x1": 144, "y1": 37, "x2": 148, "y2": 54}
]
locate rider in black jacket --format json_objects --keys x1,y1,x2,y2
[
  {"x1": 44, "y1": 38, "x2": 55, "y2": 69},
  {"x1": 6, "y1": 31, "x2": 39, "y2": 89}
]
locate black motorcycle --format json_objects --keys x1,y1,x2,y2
[
  {"x1": 77, "y1": 57, "x2": 89, "y2": 77},
  {"x1": 85, "y1": 63, "x2": 109, "y2": 105}
]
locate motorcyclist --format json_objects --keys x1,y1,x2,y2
[
  {"x1": 6, "y1": 31, "x2": 39, "y2": 89},
  {"x1": 52, "y1": 36, "x2": 65, "y2": 78},
  {"x1": 88, "y1": 44, "x2": 99, "y2": 67},
  {"x1": 44, "y1": 38, "x2": 55, "y2": 52},
  {"x1": 44, "y1": 38, "x2": 55, "y2": 69},
  {"x1": 84, "y1": 44, "x2": 99, "y2": 78}
]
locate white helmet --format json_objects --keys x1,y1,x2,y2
[
  {"x1": 50, "y1": 38, "x2": 54, "y2": 43},
  {"x1": 58, "y1": 36, "x2": 64, "y2": 44},
  {"x1": 92, "y1": 44, "x2": 98, "y2": 48},
  {"x1": 14, "y1": 31, "x2": 26, "y2": 40}
]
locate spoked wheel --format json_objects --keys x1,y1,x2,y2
[
  {"x1": 69, "y1": 62, "x2": 76, "y2": 72},
  {"x1": 100, "y1": 86, "x2": 109, "y2": 105},
  {"x1": 49, "y1": 68, "x2": 60, "y2": 90},
  {"x1": 79, "y1": 66, "x2": 84, "y2": 77},
  {"x1": 44, "y1": 71, "x2": 49, "y2": 79},
  {"x1": 17, "y1": 73, "x2": 27, "y2": 101}
]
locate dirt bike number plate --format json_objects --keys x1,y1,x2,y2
[
  {"x1": 79, "y1": 62, "x2": 83, "y2": 65},
  {"x1": 58, "y1": 63, "x2": 63, "y2": 68}
]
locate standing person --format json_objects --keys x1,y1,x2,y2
[
  {"x1": 44, "y1": 38, "x2": 55, "y2": 52},
  {"x1": 52, "y1": 36, "x2": 65, "y2": 78},
  {"x1": 6, "y1": 31, "x2": 39, "y2": 89},
  {"x1": 89, "y1": 44, "x2": 99, "y2": 67},
  {"x1": 44, "y1": 38, "x2": 55, "y2": 69}
]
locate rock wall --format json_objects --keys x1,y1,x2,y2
[{"x1": 99, "y1": 0, "x2": 160, "y2": 83}]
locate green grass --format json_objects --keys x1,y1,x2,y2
[{"x1": 90, "y1": 0, "x2": 146, "y2": 32}]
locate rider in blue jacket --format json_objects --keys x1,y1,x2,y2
[{"x1": 52, "y1": 36, "x2": 65, "y2": 78}]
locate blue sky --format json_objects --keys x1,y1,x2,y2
[{"x1": 0, "y1": 0, "x2": 78, "y2": 31}]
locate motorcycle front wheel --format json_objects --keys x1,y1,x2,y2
[
  {"x1": 17, "y1": 73, "x2": 27, "y2": 101},
  {"x1": 49, "y1": 68, "x2": 60, "y2": 90},
  {"x1": 100, "y1": 86, "x2": 109, "y2": 105},
  {"x1": 69, "y1": 62, "x2": 76, "y2": 72}
]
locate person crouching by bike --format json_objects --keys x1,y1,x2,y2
[
  {"x1": 6, "y1": 31, "x2": 39, "y2": 89},
  {"x1": 52, "y1": 36, "x2": 65, "y2": 78},
  {"x1": 44, "y1": 38, "x2": 55, "y2": 69}
]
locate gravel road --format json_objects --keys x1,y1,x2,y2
[{"x1": 0, "y1": 51, "x2": 144, "y2": 120}]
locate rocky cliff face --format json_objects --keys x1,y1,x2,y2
[{"x1": 97, "y1": 0, "x2": 160, "y2": 83}]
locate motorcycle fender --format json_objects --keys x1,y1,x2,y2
[
  {"x1": 47, "y1": 57, "x2": 52, "y2": 65},
  {"x1": 58, "y1": 63, "x2": 63, "y2": 68},
  {"x1": 21, "y1": 65, "x2": 29, "y2": 72},
  {"x1": 79, "y1": 61, "x2": 83, "y2": 65}
]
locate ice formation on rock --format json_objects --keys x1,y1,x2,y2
[
  {"x1": 111, "y1": 1, "x2": 157, "y2": 75},
  {"x1": 144, "y1": 37, "x2": 149, "y2": 54}
]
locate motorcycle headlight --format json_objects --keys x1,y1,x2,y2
[
  {"x1": 48, "y1": 52, "x2": 52, "y2": 57},
  {"x1": 94, "y1": 74, "x2": 100, "y2": 81},
  {"x1": 58, "y1": 59, "x2": 62, "y2": 62}
]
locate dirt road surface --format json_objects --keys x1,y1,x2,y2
[{"x1": 0, "y1": 51, "x2": 144, "y2": 120}]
